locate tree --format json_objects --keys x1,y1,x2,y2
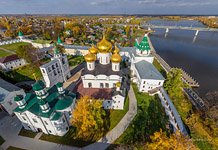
[
  {"x1": 16, "y1": 44, "x2": 39, "y2": 67},
  {"x1": 164, "y1": 68, "x2": 192, "y2": 119},
  {"x1": 71, "y1": 96, "x2": 106, "y2": 141},
  {"x1": 147, "y1": 129, "x2": 198, "y2": 150}
]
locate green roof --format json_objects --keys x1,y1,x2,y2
[
  {"x1": 51, "y1": 112, "x2": 63, "y2": 121},
  {"x1": 32, "y1": 80, "x2": 45, "y2": 91},
  {"x1": 55, "y1": 94, "x2": 75, "y2": 111},
  {"x1": 57, "y1": 36, "x2": 62, "y2": 44},
  {"x1": 54, "y1": 47, "x2": 60, "y2": 55},
  {"x1": 18, "y1": 31, "x2": 23, "y2": 36},
  {"x1": 14, "y1": 85, "x2": 75, "y2": 119},
  {"x1": 56, "y1": 82, "x2": 63, "y2": 88},
  {"x1": 134, "y1": 40, "x2": 139, "y2": 47},
  {"x1": 137, "y1": 36, "x2": 151, "y2": 51},
  {"x1": 14, "y1": 95, "x2": 23, "y2": 102}
]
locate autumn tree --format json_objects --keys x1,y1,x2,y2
[
  {"x1": 16, "y1": 44, "x2": 40, "y2": 67},
  {"x1": 164, "y1": 68, "x2": 192, "y2": 119},
  {"x1": 71, "y1": 96, "x2": 106, "y2": 141},
  {"x1": 147, "y1": 129, "x2": 198, "y2": 150}
]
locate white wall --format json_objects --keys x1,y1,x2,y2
[
  {"x1": 0, "y1": 59, "x2": 26, "y2": 71},
  {"x1": 139, "y1": 79, "x2": 164, "y2": 92},
  {"x1": 103, "y1": 94, "x2": 125, "y2": 110}
]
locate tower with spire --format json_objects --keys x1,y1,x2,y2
[
  {"x1": 40, "y1": 37, "x2": 71, "y2": 88},
  {"x1": 135, "y1": 34, "x2": 151, "y2": 56}
]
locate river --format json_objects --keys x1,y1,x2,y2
[{"x1": 149, "y1": 19, "x2": 218, "y2": 98}]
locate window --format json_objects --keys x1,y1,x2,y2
[
  {"x1": 113, "y1": 83, "x2": 116, "y2": 87},
  {"x1": 32, "y1": 118, "x2": 38, "y2": 123},
  {"x1": 62, "y1": 118, "x2": 65, "y2": 123},
  {"x1": 48, "y1": 67, "x2": 51, "y2": 72},
  {"x1": 42, "y1": 69, "x2": 45, "y2": 73},
  {"x1": 143, "y1": 81, "x2": 146, "y2": 84},
  {"x1": 88, "y1": 83, "x2": 92, "y2": 88},
  {"x1": 115, "y1": 65, "x2": 117, "y2": 70},
  {"x1": 62, "y1": 58, "x2": 65, "y2": 64},
  {"x1": 8, "y1": 101, "x2": 13, "y2": 105},
  {"x1": 106, "y1": 57, "x2": 108, "y2": 63},
  {"x1": 100, "y1": 83, "x2": 104, "y2": 88},
  {"x1": 54, "y1": 70, "x2": 57, "y2": 76},
  {"x1": 89, "y1": 64, "x2": 91, "y2": 69},
  {"x1": 52, "y1": 65, "x2": 55, "y2": 69},
  {"x1": 118, "y1": 101, "x2": 120, "y2": 103},
  {"x1": 48, "y1": 130, "x2": 52, "y2": 133},
  {"x1": 44, "y1": 121, "x2": 48, "y2": 125},
  {"x1": 56, "y1": 63, "x2": 58, "y2": 67},
  {"x1": 158, "y1": 82, "x2": 161, "y2": 85},
  {"x1": 143, "y1": 86, "x2": 145, "y2": 88},
  {"x1": 66, "y1": 127, "x2": 68, "y2": 131},
  {"x1": 107, "y1": 101, "x2": 110, "y2": 103},
  {"x1": 105, "y1": 83, "x2": 109, "y2": 88}
]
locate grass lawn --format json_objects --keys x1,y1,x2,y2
[
  {"x1": 0, "y1": 42, "x2": 30, "y2": 52},
  {"x1": 40, "y1": 127, "x2": 93, "y2": 148},
  {"x1": 109, "y1": 96, "x2": 129, "y2": 130},
  {"x1": 5, "y1": 64, "x2": 42, "y2": 82},
  {"x1": 0, "y1": 136, "x2": 5, "y2": 145},
  {"x1": 18, "y1": 127, "x2": 37, "y2": 138},
  {"x1": 153, "y1": 58, "x2": 167, "y2": 78},
  {"x1": 68, "y1": 55, "x2": 84, "y2": 67},
  {"x1": 114, "y1": 83, "x2": 169, "y2": 147},
  {"x1": 0, "y1": 49, "x2": 13, "y2": 58},
  {"x1": 6, "y1": 146, "x2": 24, "y2": 150}
]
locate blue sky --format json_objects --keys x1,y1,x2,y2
[{"x1": 0, "y1": 0, "x2": 218, "y2": 15}]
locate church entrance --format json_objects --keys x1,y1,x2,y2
[
  {"x1": 88, "y1": 83, "x2": 92, "y2": 88},
  {"x1": 37, "y1": 128, "x2": 43, "y2": 132}
]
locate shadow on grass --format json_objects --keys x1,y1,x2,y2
[{"x1": 18, "y1": 127, "x2": 37, "y2": 138}]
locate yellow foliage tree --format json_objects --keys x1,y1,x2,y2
[
  {"x1": 71, "y1": 96, "x2": 106, "y2": 141},
  {"x1": 147, "y1": 129, "x2": 198, "y2": 150}
]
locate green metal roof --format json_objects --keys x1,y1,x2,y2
[
  {"x1": 18, "y1": 31, "x2": 23, "y2": 36},
  {"x1": 56, "y1": 82, "x2": 63, "y2": 88},
  {"x1": 54, "y1": 47, "x2": 60, "y2": 55},
  {"x1": 14, "y1": 95, "x2": 23, "y2": 102},
  {"x1": 14, "y1": 84, "x2": 76, "y2": 119},
  {"x1": 32, "y1": 80, "x2": 45, "y2": 91},
  {"x1": 51, "y1": 112, "x2": 62, "y2": 121},
  {"x1": 57, "y1": 36, "x2": 62, "y2": 44},
  {"x1": 55, "y1": 94, "x2": 75, "y2": 111},
  {"x1": 137, "y1": 36, "x2": 151, "y2": 51}
]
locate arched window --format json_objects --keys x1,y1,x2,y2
[{"x1": 88, "y1": 83, "x2": 92, "y2": 88}]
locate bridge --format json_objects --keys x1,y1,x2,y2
[{"x1": 142, "y1": 23, "x2": 218, "y2": 41}]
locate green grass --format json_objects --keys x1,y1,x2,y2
[
  {"x1": 6, "y1": 146, "x2": 24, "y2": 150},
  {"x1": 0, "y1": 136, "x2": 5, "y2": 145},
  {"x1": 0, "y1": 42, "x2": 30, "y2": 52},
  {"x1": 109, "y1": 96, "x2": 129, "y2": 130},
  {"x1": 153, "y1": 58, "x2": 167, "y2": 78},
  {"x1": 6, "y1": 64, "x2": 42, "y2": 82},
  {"x1": 40, "y1": 127, "x2": 93, "y2": 148},
  {"x1": 68, "y1": 55, "x2": 84, "y2": 67},
  {"x1": 0, "y1": 49, "x2": 13, "y2": 58},
  {"x1": 18, "y1": 127, "x2": 37, "y2": 138},
  {"x1": 114, "y1": 83, "x2": 169, "y2": 146}
]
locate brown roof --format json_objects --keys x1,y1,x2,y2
[{"x1": 0, "y1": 54, "x2": 20, "y2": 63}]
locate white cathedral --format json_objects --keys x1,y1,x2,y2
[{"x1": 81, "y1": 35, "x2": 126, "y2": 110}]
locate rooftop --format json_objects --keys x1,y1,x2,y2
[
  {"x1": 135, "y1": 60, "x2": 165, "y2": 80},
  {"x1": 0, "y1": 54, "x2": 20, "y2": 63}
]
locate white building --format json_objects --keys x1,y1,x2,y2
[
  {"x1": 0, "y1": 79, "x2": 25, "y2": 115},
  {"x1": 0, "y1": 54, "x2": 26, "y2": 71},
  {"x1": 81, "y1": 35, "x2": 126, "y2": 110},
  {"x1": 40, "y1": 45, "x2": 71, "y2": 88},
  {"x1": 13, "y1": 80, "x2": 76, "y2": 136},
  {"x1": 120, "y1": 34, "x2": 165, "y2": 94}
]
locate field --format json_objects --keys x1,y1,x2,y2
[{"x1": 0, "y1": 42, "x2": 30, "y2": 52}]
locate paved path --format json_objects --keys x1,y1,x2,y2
[
  {"x1": 83, "y1": 85, "x2": 137, "y2": 150},
  {"x1": 0, "y1": 47, "x2": 15, "y2": 54}
]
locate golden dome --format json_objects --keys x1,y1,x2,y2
[
  {"x1": 113, "y1": 45, "x2": 120, "y2": 54},
  {"x1": 97, "y1": 34, "x2": 112, "y2": 53},
  {"x1": 111, "y1": 51, "x2": 122, "y2": 63},
  {"x1": 116, "y1": 82, "x2": 121, "y2": 87},
  {"x1": 84, "y1": 52, "x2": 96, "y2": 62},
  {"x1": 89, "y1": 45, "x2": 98, "y2": 54}
]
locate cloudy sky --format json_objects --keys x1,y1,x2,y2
[{"x1": 0, "y1": 0, "x2": 218, "y2": 15}]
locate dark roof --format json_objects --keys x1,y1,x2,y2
[
  {"x1": 0, "y1": 79, "x2": 21, "y2": 92},
  {"x1": 82, "y1": 61, "x2": 122, "y2": 76},
  {"x1": 0, "y1": 54, "x2": 20, "y2": 63}
]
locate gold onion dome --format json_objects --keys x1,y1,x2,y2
[
  {"x1": 84, "y1": 52, "x2": 96, "y2": 62},
  {"x1": 97, "y1": 34, "x2": 112, "y2": 53},
  {"x1": 89, "y1": 45, "x2": 98, "y2": 54},
  {"x1": 111, "y1": 50, "x2": 122, "y2": 63},
  {"x1": 113, "y1": 45, "x2": 120, "y2": 54}
]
